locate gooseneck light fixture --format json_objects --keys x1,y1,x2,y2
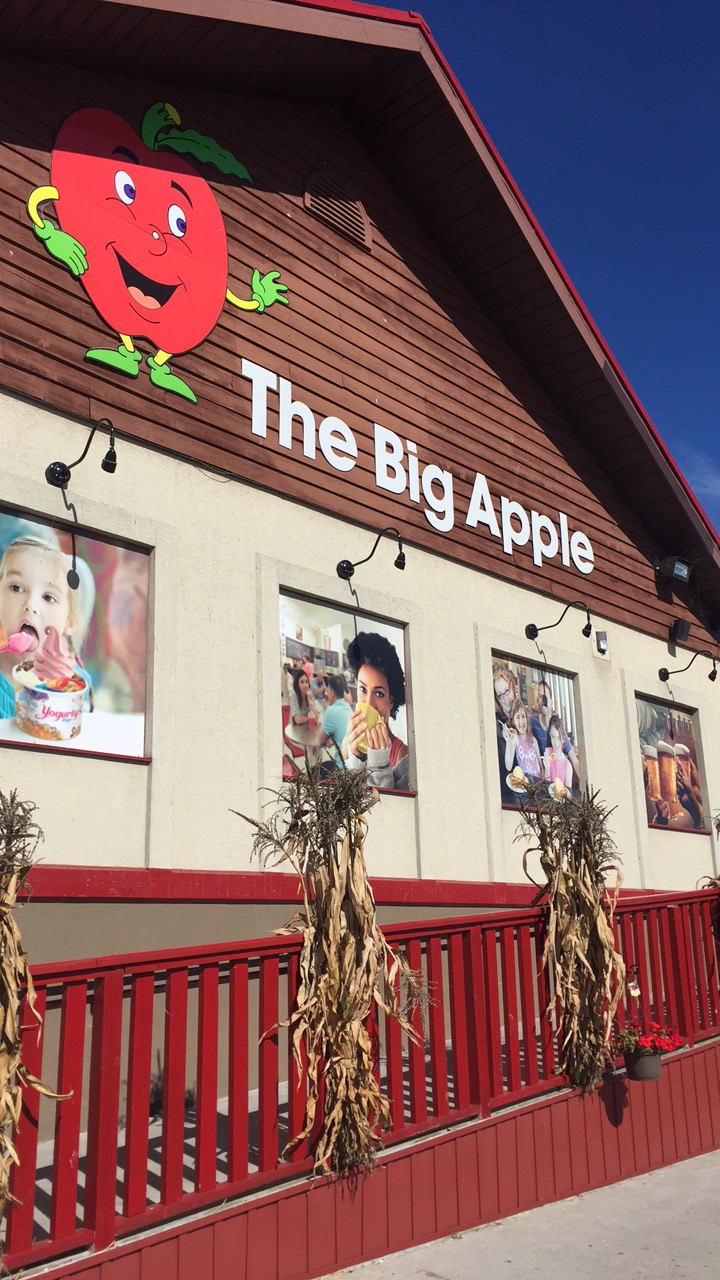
[
  {"x1": 658, "y1": 650, "x2": 717, "y2": 685},
  {"x1": 524, "y1": 600, "x2": 593, "y2": 644},
  {"x1": 336, "y1": 526, "x2": 405, "y2": 585},
  {"x1": 45, "y1": 417, "x2": 117, "y2": 489},
  {"x1": 44, "y1": 417, "x2": 118, "y2": 588},
  {"x1": 336, "y1": 527, "x2": 405, "y2": 634}
]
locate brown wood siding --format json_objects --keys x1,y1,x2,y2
[{"x1": 0, "y1": 56, "x2": 712, "y2": 645}]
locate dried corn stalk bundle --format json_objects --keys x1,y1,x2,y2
[
  {"x1": 237, "y1": 766, "x2": 424, "y2": 1178},
  {"x1": 0, "y1": 790, "x2": 60, "y2": 1229},
  {"x1": 517, "y1": 783, "x2": 625, "y2": 1092}
]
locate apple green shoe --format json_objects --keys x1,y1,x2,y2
[
  {"x1": 147, "y1": 356, "x2": 198, "y2": 404},
  {"x1": 85, "y1": 344, "x2": 142, "y2": 376}
]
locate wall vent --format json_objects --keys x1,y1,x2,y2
[{"x1": 304, "y1": 169, "x2": 372, "y2": 251}]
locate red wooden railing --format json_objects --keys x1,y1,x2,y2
[{"x1": 3, "y1": 888, "x2": 719, "y2": 1272}]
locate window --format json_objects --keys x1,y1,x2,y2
[
  {"x1": 280, "y1": 590, "x2": 411, "y2": 793},
  {"x1": 492, "y1": 653, "x2": 581, "y2": 808},
  {"x1": 635, "y1": 694, "x2": 709, "y2": 832},
  {"x1": 0, "y1": 506, "x2": 149, "y2": 759}
]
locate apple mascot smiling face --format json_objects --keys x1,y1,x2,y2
[
  {"x1": 51, "y1": 107, "x2": 229, "y2": 355},
  {"x1": 28, "y1": 102, "x2": 288, "y2": 403}
]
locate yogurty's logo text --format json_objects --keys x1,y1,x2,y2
[{"x1": 242, "y1": 360, "x2": 595, "y2": 577}]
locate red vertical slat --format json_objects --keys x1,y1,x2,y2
[
  {"x1": 689, "y1": 903, "x2": 710, "y2": 1032},
  {"x1": 632, "y1": 911, "x2": 651, "y2": 1019},
  {"x1": 500, "y1": 926, "x2": 521, "y2": 1092},
  {"x1": 258, "y1": 956, "x2": 279, "y2": 1172},
  {"x1": 83, "y1": 970, "x2": 123, "y2": 1251},
  {"x1": 308, "y1": 1061, "x2": 326, "y2": 1156},
  {"x1": 482, "y1": 926, "x2": 503, "y2": 1099},
  {"x1": 426, "y1": 936, "x2": 449, "y2": 1117},
  {"x1": 617, "y1": 912, "x2": 636, "y2": 1026},
  {"x1": 5, "y1": 986, "x2": 47, "y2": 1257},
  {"x1": 646, "y1": 910, "x2": 665, "y2": 1025},
  {"x1": 160, "y1": 967, "x2": 189, "y2": 1206},
  {"x1": 700, "y1": 899, "x2": 720, "y2": 1027},
  {"x1": 448, "y1": 932, "x2": 470, "y2": 1111},
  {"x1": 517, "y1": 926, "x2": 539, "y2": 1087},
  {"x1": 668, "y1": 906, "x2": 697, "y2": 1045},
  {"x1": 195, "y1": 965, "x2": 219, "y2": 1192},
  {"x1": 681, "y1": 906, "x2": 700, "y2": 1044},
  {"x1": 286, "y1": 952, "x2": 307, "y2": 1163},
  {"x1": 384, "y1": 966, "x2": 405, "y2": 1130},
  {"x1": 227, "y1": 959, "x2": 248, "y2": 1182},
  {"x1": 405, "y1": 937, "x2": 427, "y2": 1124},
  {"x1": 464, "y1": 926, "x2": 491, "y2": 1115},
  {"x1": 659, "y1": 909, "x2": 679, "y2": 1028},
  {"x1": 51, "y1": 980, "x2": 87, "y2": 1241},
  {"x1": 612, "y1": 915, "x2": 626, "y2": 1028},
  {"x1": 535, "y1": 922, "x2": 555, "y2": 1082},
  {"x1": 367, "y1": 1001, "x2": 381, "y2": 1092},
  {"x1": 123, "y1": 972, "x2": 154, "y2": 1219}
]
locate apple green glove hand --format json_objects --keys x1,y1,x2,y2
[
  {"x1": 250, "y1": 268, "x2": 289, "y2": 313},
  {"x1": 33, "y1": 220, "x2": 88, "y2": 278}
]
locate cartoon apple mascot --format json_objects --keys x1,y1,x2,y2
[{"x1": 27, "y1": 102, "x2": 288, "y2": 403}]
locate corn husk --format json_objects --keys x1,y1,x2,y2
[
  {"x1": 517, "y1": 783, "x2": 625, "y2": 1092},
  {"x1": 236, "y1": 763, "x2": 425, "y2": 1178},
  {"x1": 0, "y1": 790, "x2": 66, "y2": 1233}
]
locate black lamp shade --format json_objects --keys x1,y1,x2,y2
[
  {"x1": 582, "y1": 620, "x2": 592, "y2": 638},
  {"x1": 658, "y1": 667, "x2": 670, "y2": 683},
  {"x1": 524, "y1": 623, "x2": 539, "y2": 640},
  {"x1": 394, "y1": 550, "x2": 406, "y2": 570},
  {"x1": 101, "y1": 447, "x2": 117, "y2": 474},
  {"x1": 336, "y1": 559, "x2": 354, "y2": 581}
]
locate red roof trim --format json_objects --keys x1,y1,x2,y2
[
  {"x1": 280, "y1": 0, "x2": 718, "y2": 546},
  {"x1": 272, "y1": 0, "x2": 425, "y2": 26}
]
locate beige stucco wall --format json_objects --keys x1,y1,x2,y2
[{"x1": 1, "y1": 392, "x2": 718, "y2": 897}]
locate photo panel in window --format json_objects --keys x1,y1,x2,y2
[
  {"x1": 0, "y1": 507, "x2": 149, "y2": 757},
  {"x1": 635, "y1": 694, "x2": 709, "y2": 832},
  {"x1": 279, "y1": 591, "x2": 411, "y2": 793},
  {"x1": 492, "y1": 653, "x2": 582, "y2": 808}
]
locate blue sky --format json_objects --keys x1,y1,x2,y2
[{"x1": 404, "y1": 0, "x2": 720, "y2": 530}]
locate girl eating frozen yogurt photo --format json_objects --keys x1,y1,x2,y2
[{"x1": 0, "y1": 536, "x2": 90, "y2": 722}]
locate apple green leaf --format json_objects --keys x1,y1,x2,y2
[
  {"x1": 141, "y1": 102, "x2": 182, "y2": 151},
  {"x1": 141, "y1": 102, "x2": 252, "y2": 183},
  {"x1": 156, "y1": 128, "x2": 252, "y2": 183}
]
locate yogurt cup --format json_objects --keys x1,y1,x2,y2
[{"x1": 13, "y1": 665, "x2": 87, "y2": 742}]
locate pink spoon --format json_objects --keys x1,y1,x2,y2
[{"x1": 0, "y1": 631, "x2": 38, "y2": 655}]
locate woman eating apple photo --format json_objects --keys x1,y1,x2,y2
[{"x1": 344, "y1": 631, "x2": 410, "y2": 792}]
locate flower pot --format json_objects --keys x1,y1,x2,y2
[{"x1": 623, "y1": 1050, "x2": 662, "y2": 1081}]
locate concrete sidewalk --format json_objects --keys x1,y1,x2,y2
[{"x1": 329, "y1": 1149, "x2": 720, "y2": 1279}]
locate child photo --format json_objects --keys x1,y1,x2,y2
[
  {"x1": 0, "y1": 509, "x2": 150, "y2": 757},
  {"x1": 493, "y1": 653, "x2": 581, "y2": 807}
]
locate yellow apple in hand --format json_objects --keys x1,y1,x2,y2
[{"x1": 356, "y1": 703, "x2": 383, "y2": 755}]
